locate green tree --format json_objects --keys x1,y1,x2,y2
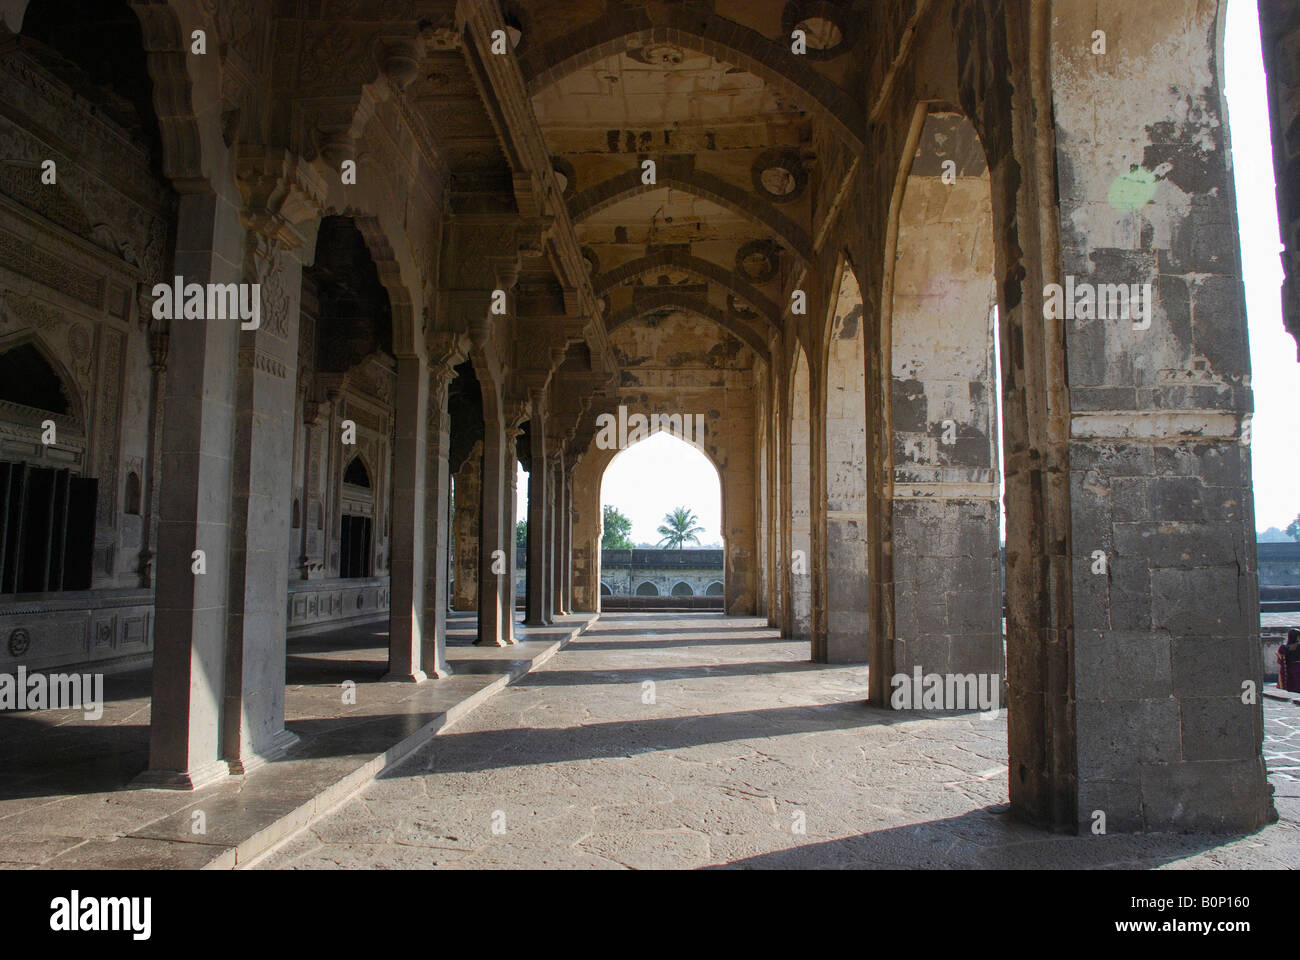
[
  {"x1": 1287, "y1": 514, "x2": 1300, "y2": 542},
  {"x1": 602, "y1": 505, "x2": 634, "y2": 550},
  {"x1": 656, "y1": 506, "x2": 704, "y2": 549},
  {"x1": 516, "y1": 519, "x2": 527, "y2": 547}
]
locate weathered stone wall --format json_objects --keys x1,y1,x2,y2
[
  {"x1": 1051, "y1": 0, "x2": 1270, "y2": 831},
  {"x1": 886, "y1": 113, "x2": 1003, "y2": 681}
]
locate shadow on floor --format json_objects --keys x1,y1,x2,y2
[
  {"x1": 513, "y1": 659, "x2": 826, "y2": 687},
  {"x1": 701, "y1": 806, "x2": 1256, "y2": 870},
  {"x1": 375, "y1": 699, "x2": 921, "y2": 778}
]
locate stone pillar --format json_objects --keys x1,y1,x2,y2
[
  {"x1": 561, "y1": 468, "x2": 574, "y2": 614},
  {"x1": 569, "y1": 449, "x2": 604, "y2": 613},
  {"x1": 501, "y1": 418, "x2": 524, "y2": 644},
  {"x1": 1047, "y1": 0, "x2": 1271, "y2": 831},
  {"x1": 822, "y1": 269, "x2": 869, "y2": 663},
  {"x1": 297, "y1": 402, "x2": 320, "y2": 578},
  {"x1": 385, "y1": 355, "x2": 430, "y2": 682},
  {"x1": 525, "y1": 393, "x2": 549, "y2": 626},
  {"x1": 476, "y1": 414, "x2": 509, "y2": 646},
  {"x1": 142, "y1": 189, "x2": 245, "y2": 789},
  {"x1": 550, "y1": 449, "x2": 566, "y2": 616},
  {"x1": 885, "y1": 114, "x2": 1003, "y2": 684},
  {"x1": 324, "y1": 392, "x2": 342, "y2": 576},
  {"x1": 421, "y1": 360, "x2": 458, "y2": 677},
  {"x1": 222, "y1": 236, "x2": 308, "y2": 774},
  {"x1": 136, "y1": 323, "x2": 168, "y2": 588},
  {"x1": 544, "y1": 451, "x2": 559, "y2": 621},
  {"x1": 789, "y1": 352, "x2": 813, "y2": 644},
  {"x1": 451, "y1": 445, "x2": 481, "y2": 610}
]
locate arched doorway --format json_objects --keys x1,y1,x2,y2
[
  {"x1": 788, "y1": 345, "x2": 812, "y2": 644},
  {"x1": 598, "y1": 430, "x2": 723, "y2": 608}
]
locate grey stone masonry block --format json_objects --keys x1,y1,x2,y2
[
  {"x1": 1153, "y1": 442, "x2": 1245, "y2": 487},
  {"x1": 947, "y1": 634, "x2": 1004, "y2": 677},
  {"x1": 1114, "y1": 522, "x2": 1242, "y2": 568},
  {"x1": 1170, "y1": 636, "x2": 1258, "y2": 699},
  {"x1": 1150, "y1": 567, "x2": 1244, "y2": 636},
  {"x1": 1110, "y1": 477, "x2": 1149, "y2": 523},
  {"x1": 1148, "y1": 477, "x2": 1206, "y2": 523},
  {"x1": 1180, "y1": 697, "x2": 1259, "y2": 762},
  {"x1": 1138, "y1": 759, "x2": 1272, "y2": 832},
  {"x1": 1077, "y1": 772, "x2": 1145, "y2": 834},
  {"x1": 1106, "y1": 557, "x2": 1153, "y2": 632},
  {"x1": 1074, "y1": 631, "x2": 1171, "y2": 702},
  {"x1": 1070, "y1": 557, "x2": 1112, "y2": 633},
  {"x1": 1069, "y1": 440, "x2": 1155, "y2": 478},
  {"x1": 896, "y1": 633, "x2": 953, "y2": 677},
  {"x1": 1076, "y1": 698, "x2": 1181, "y2": 776}
]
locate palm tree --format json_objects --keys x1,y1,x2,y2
[{"x1": 656, "y1": 506, "x2": 704, "y2": 549}]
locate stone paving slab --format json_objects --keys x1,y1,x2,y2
[
  {"x1": 0, "y1": 613, "x2": 597, "y2": 870},
  {"x1": 260, "y1": 613, "x2": 1300, "y2": 870}
]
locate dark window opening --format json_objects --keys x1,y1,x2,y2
[
  {"x1": 0, "y1": 461, "x2": 95, "y2": 594},
  {"x1": 339, "y1": 514, "x2": 372, "y2": 579},
  {"x1": 19, "y1": 0, "x2": 165, "y2": 178},
  {"x1": 124, "y1": 471, "x2": 141, "y2": 515},
  {"x1": 343, "y1": 457, "x2": 371, "y2": 489},
  {"x1": 0, "y1": 344, "x2": 70, "y2": 415}
]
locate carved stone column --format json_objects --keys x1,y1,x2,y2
[
  {"x1": 141, "y1": 186, "x2": 250, "y2": 790},
  {"x1": 420, "y1": 345, "x2": 463, "y2": 677},
  {"x1": 525, "y1": 388, "x2": 549, "y2": 626},
  {"x1": 501, "y1": 408, "x2": 526, "y2": 644},
  {"x1": 386, "y1": 354, "x2": 431, "y2": 682},
  {"x1": 550, "y1": 449, "x2": 567, "y2": 617},
  {"x1": 136, "y1": 318, "x2": 168, "y2": 588},
  {"x1": 220, "y1": 149, "x2": 326, "y2": 775}
]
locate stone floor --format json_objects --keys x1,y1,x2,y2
[
  {"x1": 0, "y1": 612, "x2": 596, "y2": 868},
  {"x1": 259, "y1": 613, "x2": 1300, "y2": 870}
]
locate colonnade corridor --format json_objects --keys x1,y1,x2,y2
[{"x1": 256, "y1": 613, "x2": 1300, "y2": 870}]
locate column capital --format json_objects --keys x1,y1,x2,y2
[
  {"x1": 427, "y1": 331, "x2": 469, "y2": 386},
  {"x1": 237, "y1": 146, "x2": 328, "y2": 261}
]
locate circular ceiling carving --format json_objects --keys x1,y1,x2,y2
[
  {"x1": 751, "y1": 147, "x2": 807, "y2": 204},
  {"x1": 782, "y1": 1, "x2": 855, "y2": 60},
  {"x1": 735, "y1": 240, "x2": 781, "y2": 284}
]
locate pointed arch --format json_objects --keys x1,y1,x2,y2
[
  {"x1": 570, "y1": 164, "x2": 812, "y2": 263},
  {"x1": 342, "y1": 454, "x2": 373, "y2": 490},
  {"x1": 605, "y1": 293, "x2": 769, "y2": 362},
  {"x1": 0, "y1": 331, "x2": 86, "y2": 425},
  {"x1": 519, "y1": 10, "x2": 866, "y2": 155},
  {"x1": 593, "y1": 251, "x2": 782, "y2": 330}
]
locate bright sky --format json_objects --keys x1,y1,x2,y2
[
  {"x1": 516, "y1": 431, "x2": 724, "y2": 546},
  {"x1": 1226, "y1": 0, "x2": 1299, "y2": 532},
  {"x1": 523, "y1": 4, "x2": 1299, "y2": 540}
]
